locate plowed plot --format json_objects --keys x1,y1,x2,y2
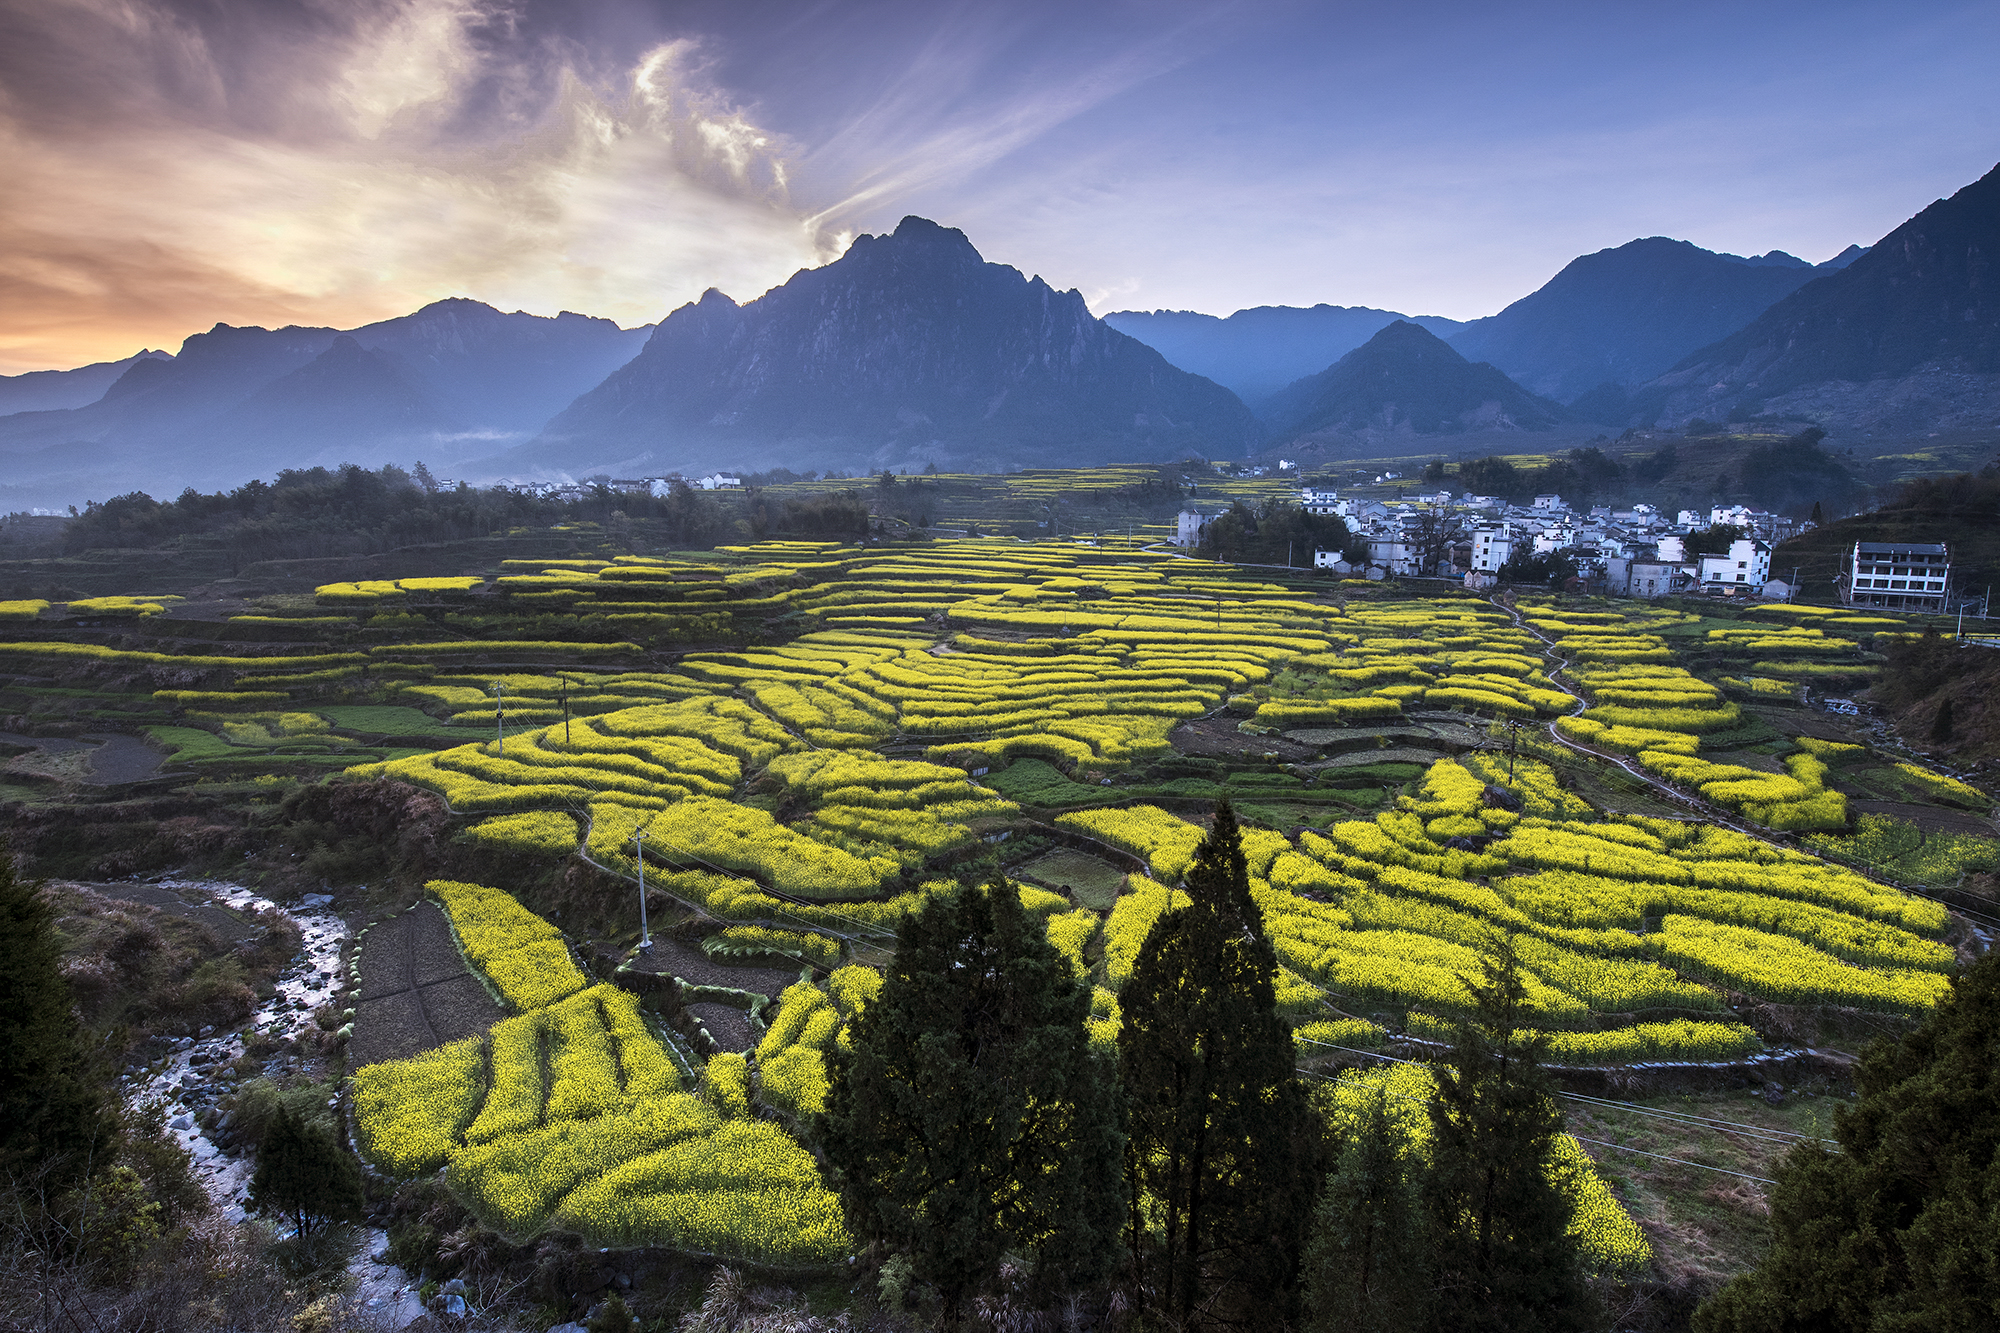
[
  {"x1": 78, "y1": 882, "x2": 262, "y2": 943},
  {"x1": 1171, "y1": 714, "x2": 1318, "y2": 761},
  {"x1": 351, "y1": 902, "x2": 505, "y2": 1067},
  {"x1": 619, "y1": 933, "x2": 802, "y2": 996},
  {"x1": 689, "y1": 1002, "x2": 756, "y2": 1052},
  {"x1": 1849, "y1": 800, "x2": 1996, "y2": 837}
]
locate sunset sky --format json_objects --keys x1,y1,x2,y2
[{"x1": 2, "y1": 0, "x2": 1996, "y2": 374}]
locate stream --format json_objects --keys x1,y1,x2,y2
[{"x1": 119, "y1": 879, "x2": 428, "y2": 1328}]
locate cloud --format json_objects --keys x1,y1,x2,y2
[{"x1": 0, "y1": 0, "x2": 831, "y2": 372}]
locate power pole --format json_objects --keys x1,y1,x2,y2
[
  {"x1": 634, "y1": 830, "x2": 651, "y2": 949},
  {"x1": 495, "y1": 683, "x2": 505, "y2": 755},
  {"x1": 560, "y1": 676, "x2": 571, "y2": 745}
]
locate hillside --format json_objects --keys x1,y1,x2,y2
[
  {"x1": 1261, "y1": 320, "x2": 1567, "y2": 441},
  {"x1": 1102, "y1": 305, "x2": 1465, "y2": 406},
  {"x1": 494, "y1": 216, "x2": 1260, "y2": 480},
  {"x1": 0, "y1": 303, "x2": 651, "y2": 509},
  {"x1": 1635, "y1": 161, "x2": 2000, "y2": 432},
  {"x1": 1446, "y1": 237, "x2": 1832, "y2": 403},
  {"x1": 1772, "y1": 462, "x2": 2000, "y2": 601}
]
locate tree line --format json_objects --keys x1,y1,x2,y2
[{"x1": 52, "y1": 463, "x2": 874, "y2": 568}]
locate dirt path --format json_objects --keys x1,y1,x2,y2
[{"x1": 350, "y1": 902, "x2": 506, "y2": 1068}]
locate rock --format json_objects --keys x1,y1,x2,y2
[
  {"x1": 546, "y1": 1323, "x2": 588, "y2": 1333},
  {"x1": 437, "y1": 1293, "x2": 468, "y2": 1318},
  {"x1": 577, "y1": 1267, "x2": 614, "y2": 1293},
  {"x1": 441, "y1": 1279, "x2": 467, "y2": 1296},
  {"x1": 170, "y1": 1114, "x2": 193, "y2": 1131},
  {"x1": 301, "y1": 893, "x2": 334, "y2": 908}
]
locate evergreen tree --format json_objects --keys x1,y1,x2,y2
[
  {"x1": 1302, "y1": 1086, "x2": 1430, "y2": 1333},
  {"x1": 247, "y1": 1105, "x2": 364, "y2": 1251},
  {"x1": 1119, "y1": 801, "x2": 1320, "y2": 1328},
  {"x1": 1695, "y1": 947, "x2": 2000, "y2": 1333},
  {"x1": 1424, "y1": 933, "x2": 1591, "y2": 1333},
  {"x1": 1930, "y1": 696, "x2": 1954, "y2": 743},
  {"x1": 0, "y1": 861, "x2": 109, "y2": 1185},
  {"x1": 820, "y1": 877, "x2": 1123, "y2": 1325}
]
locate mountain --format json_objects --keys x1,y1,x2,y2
[
  {"x1": 1634, "y1": 162, "x2": 2000, "y2": 433},
  {"x1": 1100, "y1": 306, "x2": 1465, "y2": 407},
  {"x1": 494, "y1": 217, "x2": 1260, "y2": 479},
  {"x1": 0, "y1": 350, "x2": 174, "y2": 416},
  {"x1": 1260, "y1": 320, "x2": 1567, "y2": 440},
  {"x1": 1443, "y1": 237, "x2": 1836, "y2": 403},
  {"x1": 0, "y1": 303, "x2": 650, "y2": 507}
]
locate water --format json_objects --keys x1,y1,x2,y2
[{"x1": 119, "y1": 880, "x2": 429, "y2": 1327}]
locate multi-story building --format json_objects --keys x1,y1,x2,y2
[
  {"x1": 1697, "y1": 537, "x2": 1772, "y2": 592},
  {"x1": 1470, "y1": 528, "x2": 1514, "y2": 573},
  {"x1": 1299, "y1": 487, "x2": 1341, "y2": 516},
  {"x1": 1175, "y1": 510, "x2": 1215, "y2": 548},
  {"x1": 1847, "y1": 541, "x2": 1950, "y2": 612}
]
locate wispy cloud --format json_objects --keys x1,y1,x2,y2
[{"x1": 0, "y1": 0, "x2": 828, "y2": 372}]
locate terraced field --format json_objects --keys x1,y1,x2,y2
[{"x1": 4, "y1": 533, "x2": 1992, "y2": 1269}]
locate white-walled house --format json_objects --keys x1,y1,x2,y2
[
  {"x1": 1697, "y1": 537, "x2": 1772, "y2": 591},
  {"x1": 1300, "y1": 487, "x2": 1341, "y2": 515},
  {"x1": 1175, "y1": 510, "x2": 1216, "y2": 548},
  {"x1": 1471, "y1": 529, "x2": 1514, "y2": 573},
  {"x1": 696, "y1": 474, "x2": 743, "y2": 490}
]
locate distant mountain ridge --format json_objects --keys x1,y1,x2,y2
[
  {"x1": 1100, "y1": 305, "x2": 1465, "y2": 406},
  {"x1": 1443, "y1": 237, "x2": 1851, "y2": 403},
  {"x1": 0, "y1": 302, "x2": 652, "y2": 508},
  {"x1": 1625, "y1": 162, "x2": 2000, "y2": 433},
  {"x1": 0, "y1": 350, "x2": 174, "y2": 416},
  {"x1": 494, "y1": 216, "x2": 1260, "y2": 480},
  {"x1": 1260, "y1": 320, "x2": 1567, "y2": 441}
]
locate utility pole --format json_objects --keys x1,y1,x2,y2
[
  {"x1": 634, "y1": 830, "x2": 651, "y2": 949},
  {"x1": 495, "y1": 683, "x2": 505, "y2": 755},
  {"x1": 560, "y1": 675, "x2": 571, "y2": 745}
]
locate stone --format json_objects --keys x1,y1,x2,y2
[
  {"x1": 545, "y1": 1324, "x2": 588, "y2": 1333},
  {"x1": 170, "y1": 1115, "x2": 193, "y2": 1131},
  {"x1": 437, "y1": 1294, "x2": 468, "y2": 1318},
  {"x1": 301, "y1": 893, "x2": 334, "y2": 908},
  {"x1": 441, "y1": 1279, "x2": 466, "y2": 1296}
]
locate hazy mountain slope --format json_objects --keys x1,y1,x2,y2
[
  {"x1": 1444, "y1": 238, "x2": 1831, "y2": 402},
  {"x1": 496, "y1": 216, "x2": 1261, "y2": 479},
  {"x1": 0, "y1": 303, "x2": 652, "y2": 506},
  {"x1": 1101, "y1": 305, "x2": 1465, "y2": 405},
  {"x1": 0, "y1": 350, "x2": 175, "y2": 416},
  {"x1": 1262, "y1": 320, "x2": 1567, "y2": 439},
  {"x1": 1633, "y1": 162, "x2": 2000, "y2": 433}
]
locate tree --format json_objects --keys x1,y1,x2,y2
[
  {"x1": 1119, "y1": 802, "x2": 1320, "y2": 1328},
  {"x1": 1424, "y1": 934, "x2": 1591, "y2": 1333},
  {"x1": 820, "y1": 878, "x2": 1123, "y2": 1324},
  {"x1": 0, "y1": 861, "x2": 110, "y2": 1186},
  {"x1": 1302, "y1": 1086, "x2": 1430, "y2": 1333},
  {"x1": 246, "y1": 1105, "x2": 363, "y2": 1253},
  {"x1": 1696, "y1": 946, "x2": 2000, "y2": 1332}
]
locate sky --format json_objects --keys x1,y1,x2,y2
[{"x1": 1, "y1": 0, "x2": 1997, "y2": 374}]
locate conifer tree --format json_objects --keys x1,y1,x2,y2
[
  {"x1": 820, "y1": 877, "x2": 1123, "y2": 1325},
  {"x1": 1424, "y1": 933, "x2": 1590, "y2": 1333},
  {"x1": 1302, "y1": 1087, "x2": 1430, "y2": 1333},
  {"x1": 0, "y1": 860, "x2": 109, "y2": 1185},
  {"x1": 247, "y1": 1105, "x2": 364, "y2": 1253},
  {"x1": 1695, "y1": 947, "x2": 2000, "y2": 1333},
  {"x1": 1119, "y1": 801, "x2": 1319, "y2": 1327}
]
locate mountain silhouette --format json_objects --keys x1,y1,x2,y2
[
  {"x1": 1628, "y1": 161, "x2": 2000, "y2": 433},
  {"x1": 1101, "y1": 305, "x2": 1465, "y2": 407},
  {"x1": 1261, "y1": 320, "x2": 1567, "y2": 439},
  {"x1": 1445, "y1": 237, "x2": 1837, "y2": 403},
  {"x1": 493, "y1": 216, "x2": 1259, "y2": 479}
]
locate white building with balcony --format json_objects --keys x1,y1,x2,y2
[
  {"x1": 1470, "y1": 529, "x2": 1514, "y2": 573},
  {"x1": 1847, "y1": 541, "x2": 1949, "y2": 612}
]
